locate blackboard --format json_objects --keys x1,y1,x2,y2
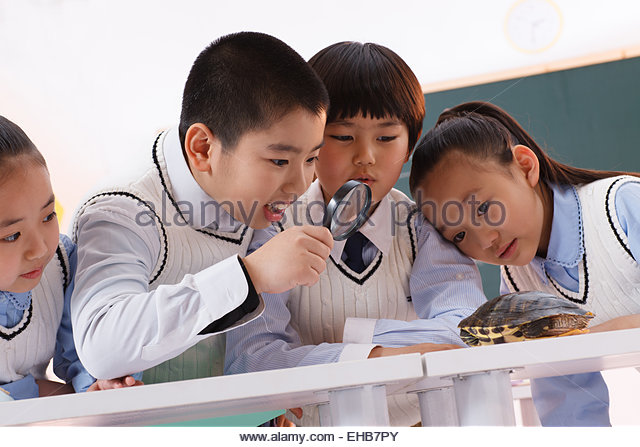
[{"x1": 395, "y1": 56, "x2": 640, "y2": 298}]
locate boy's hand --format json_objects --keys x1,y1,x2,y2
[
  {"x1": 272, "y1": 408, "x2": 303, "y2": 427},
  {"x1": 243, "y1": 225, "x2": 333, "y2": 294},
  {"x1": 87, "y1": 375, "x2": 144, "y2": 392},
  {"x1": 368, "y1": 343, "x2": 462, "y2": 358}
]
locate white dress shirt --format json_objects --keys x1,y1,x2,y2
[{"x1": 71, "y1": 128, "x2": 266, "y2": 379}]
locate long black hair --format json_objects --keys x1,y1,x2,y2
[
  {"x1": 0, "y1": 115, "x2": 46, "y2": 183},
  {"x1": 409, "y1": 101, "x2": 639, "y2": 195}
]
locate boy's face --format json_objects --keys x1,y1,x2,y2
[
  {"x1": 198, "y1": 108, "x2": 326, "y2": 229},
  {"x1": 0, "y1": 163, "x2": 59, "y2": 293},
  {"x1": 315, "y1": 115, "x2": 410, "y2": 208}
]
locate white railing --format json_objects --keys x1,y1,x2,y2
[{"x1": 2, "y1": 327, "x2": 640, "y2": 426}]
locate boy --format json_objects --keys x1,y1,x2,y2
[
  {"x1": 71, "y1": 32, "x2": 333, "y2": 384},
  {"x1": 224, "y1": 42, "x2": 487, "y2": 426}
]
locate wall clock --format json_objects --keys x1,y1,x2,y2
[{"x1": 505, "y1": 0, "x2": 563, "y2": 53}]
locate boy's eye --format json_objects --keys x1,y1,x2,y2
[
  {"x1": 452, "y1": 231, "x2": 466, "y2": 243},
  {"x1": 3, "y1": 232, "x2": 20, "y2": 242},
  {"x1": 377, "y1": 136, "x2": 397, "y2": 142},
  {"x1": 43, "y1": 211, "x2": 57, "y2": 223},
  {"x1": 477, "y1": 202, "x2": 489, "y2": 216},
  {"x1": 305, "y1": 156, "x2": 318, "y2": 164},
  {"x1": 271, "y1": 159, "x2": 288, "y2": 167},
  {"x1": 329, "y1": 135, "x2": 353, "y2": 142}
]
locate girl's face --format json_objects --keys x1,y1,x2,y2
[
  {"x1": 0, "y1": 162, "x2": 59, "y2": 293},
  {"x1": 315, "y1": 115, "x2": 410, "y2": 211},
  {"x1": 416, "y1": 147, "x2": 551, "y2": 266}
]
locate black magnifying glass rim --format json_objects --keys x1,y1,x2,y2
[{"x1": 323, "y1": 180, "x2": 372, "y2": 241}]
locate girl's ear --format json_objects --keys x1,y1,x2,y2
[
  {"x1": 184, "y1": 123, "x2": 223, "y2": 173},
  {"x1": 512, "y1": 144, "x2": 540, "y2": 187}
]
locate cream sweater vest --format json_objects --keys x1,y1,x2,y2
[
  {"x1": 501, "y1": 176, "x2": 640, "y2": 325},
  {"x1": 0, "y1": 240, "x2": 69, "y2": 383},
  {"x1": 284, "y1": 188, "x2": 421, "y2": 426},
  {"x1": 74, "y1": 131, "x2": 254, "y2": 383}
]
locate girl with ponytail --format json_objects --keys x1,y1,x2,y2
[{"x1": 410, "y1": 101, "x2": 640, "y2": 426}]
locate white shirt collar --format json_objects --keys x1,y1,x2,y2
[
  {"x1": 163, "y1": 126, "x2": 239, "y2": 232},
  {"x1": 304, "y1": 180, "x2": 393, "y2": 259}
]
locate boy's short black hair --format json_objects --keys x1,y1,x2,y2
[
  {"x1": 179, "y1": 31, "x2": 329, "y2": 151},
  {"x1": 308, "y1": 42, "x2": 425, "y2": 153}
]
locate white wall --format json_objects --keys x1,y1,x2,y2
[
  {"x1": 2, "y1": 0, "x2": 640, "y2": 426},
  {"x1": 1, "y1": 0, "x2": 639, "y2": 228}
]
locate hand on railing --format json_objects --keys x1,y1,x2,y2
[
  {"x1": 368, "y1": 343, "x2": 461, "y2": 358},
  {"x1": 270, "y1": 408, "x2": 303, "y2": 427},
  {"x1": 87, "y1": 375, "x2": 144, "y2": 391}
]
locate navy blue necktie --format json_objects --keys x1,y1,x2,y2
[{"x1": 343, "y1": 231, "x2": 369, "y2": 273}]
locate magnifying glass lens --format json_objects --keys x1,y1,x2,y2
[{"x1": 325, "y1": 181, "x2": 371, "y2": 241}]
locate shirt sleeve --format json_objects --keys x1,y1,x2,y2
[
  {"x1": 0, "y1": 375, "x2": 39, "y2": 400},
  {"x1": 345, "y1": 214, "x2": 487, "y2": 347},
  {"x1": 71, "y1": 196, "x2": 262, "y2": 379},
  {"x1": 52, "y1": 235, "x2": 95, "y2": 392},
  {"x1": 224, "y1": 288, "x2": 375, "y2": 374},
  {"x1": 614, "y1": 181, "x2": 640, "y2": 263}
]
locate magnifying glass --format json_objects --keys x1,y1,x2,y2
[{"x1": 323, "y1": 180, "x2": 372, "y2": 241}]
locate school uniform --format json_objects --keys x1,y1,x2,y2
[
  {"x1": 225, "y1": 180, "x2": 487, "y2": 426},
  {"x1": 0, "y1": 235, "x2": 98, "y2": 399},
  {"x1": 501, "y1": 176, "x2": 640, "y2": 426},
  {"x1": 71, "y1": 127, "x2": 265, "y2": 381}
]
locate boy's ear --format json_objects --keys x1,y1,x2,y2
[
  {"x1": 512, "y1": 144, "x2": 540, "y2": 187},
  {"x1": 184, "y1": 123, "x2": 222, "y2": 172}
]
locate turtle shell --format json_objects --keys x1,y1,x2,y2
[{"x1": 458, "y1": 291, "x2": 594, "y2": 346}]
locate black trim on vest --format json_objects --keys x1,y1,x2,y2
[
  {"x1": 76, "y1": 191, "x2": 169, "y2": 285},
  {"x1": 505, "y1": 253, "x2": 589, "y2": 305},
  {"x1": 329, "y1": 251, "x2": 383, "y2": 286},
  {"x1": 197, "y1": 226, "x2": 249, "y2": 245},
  {"x1": 0, "y1": 301, "x2": 33, "y2": 341},
  {"x1": 55, "y1": 245, "x2": 70, "y2": 291},
  {"x1": 198, "y1": 256, "x2": 260, "y2": 334},
  {"x1": 151, "y1": 132, "x2": 249, "y2": 246},
  {"x1": 503, "y1": 265, "x2": 520, "y2": 293},
  {"x1": 605, "y1": 177, "x2": 635, "y2": 259},
  {"x1": 406, "y1": 208, "x2": 420, "y2": 262},
  {"x1": 273, "y1": 221, "x2": 284, "y2": 233},
  {"x1": 544, "y1": 252, "x2": 589, "y2": 305}
]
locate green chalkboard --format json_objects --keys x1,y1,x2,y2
[{"x1": 396, "y1": 56, "x2": 640, "y2": 299}]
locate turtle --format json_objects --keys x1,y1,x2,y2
[{"x1": 458, "y1": 290, "x2": 595, "y2": 347}]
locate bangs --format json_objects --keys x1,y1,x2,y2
[
  {"x1": 320, "y1": 44, "x2": 421, "y2": 124},
  {"x1": 309, "y1": 42, "x2": 425, "y2": 149}
]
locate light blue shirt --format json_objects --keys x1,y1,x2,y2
[
  {"x1": 498, "y1": 181, "x2": 640, "y2": 427},
  {"x1": 225, "y1": 196, "x2": 487, "y2": 375},
  {"x1": 0, "y1": 235, "x2": 100, "y2": 399}
]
